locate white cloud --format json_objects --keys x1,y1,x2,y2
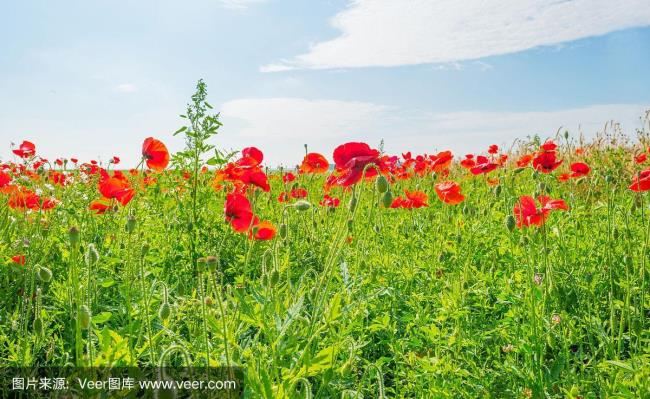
[
  {"x1": 262, "y1": 0, "x2": 650, "y2": 70},
  {"x1": 113, "y1": 83, "x2": 137, "y2": 93},
  {"x1": 218, "y1": 0, "x2": 267, "y2": 10},
  {"x1": 218, "y1": 98, "x2": 649, "y2": 166}
]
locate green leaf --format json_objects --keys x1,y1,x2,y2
[{"x1": 92, "y1": 312, "x2": 112, "y2": 324}]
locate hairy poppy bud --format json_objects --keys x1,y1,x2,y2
[
  {"x1": 68, "y1": 227, "x2": 80, "y2": 246},
  {"x1": 206, "y1": 255, "x2": 218, "y2": 272},
  {"x1": 293, "y1": 200, "x2": 311, "y2": 211},
  {"x1": 381, "y1": 190, "x2": 393, "y2": 208},
  {"x1": 33, "y1": 317, "x2": 44, "y2": 335},
  {"x1": 505, "y1": 215, "x2": 516, "y2": 232},
  {"x1": 564, "y1": 130, "x2": 569, "y2": 139},
  {"x1": 279, "y1": 223, "x2": 287, "y2": 239},
  {"x1": 348, "y1": 196, "x2": 357, "y2": 212},
  {"x1": 125, "y1": 215, "x2": 137, "y2": 233},
  {"x1": 79, "y1": 305, "x2": 91, "y2": 329},
  {"x1": 270, "y1": 270, "x2": 280, "y2": 286},
  {"x1": 141, "y1": 243, "x2": 150, "y2": 257},
  {"x1": 375, "y1": 175, "x2": 389, "y2": 193},
  {"x1": 158, "y1": 301, "x2": 172, "y2": 321},
  {"x1": 38, "y1": 266, "x2": 52, "y2": 282},
  {"x1": 85, "y1": 244, "x2": 99, "y2": 266}
]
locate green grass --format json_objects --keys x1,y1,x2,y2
[{"x1": 1, "y1": 86, "x2": 649, "y2": 398}]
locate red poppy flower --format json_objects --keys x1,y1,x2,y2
[
  {"x1": 250, "y1": 220, "x2": 276, "y2": 240},
  {"x1": 630, "y1": 167, "x2": 650, "y2": 192},
  {"x1": 89, "y1": 199, "x2": 112, "y2": 214},
  {"x1": 300, "y1": 153, "x2": 329, "y2": 174},
  {"x1": 319, "y1": 194, "x2": 340, "y2": 207},
  {"x1": 283, "y1": 172, "x2": 296, "y2": 183},
  {"x1": 471, "y1": 156, "x2": 498, "y2": 175},
  {"x1": 11, "y1": 255, "x2": 26, "y2": 265},
  {"x1": 540, "y1": 141, "x2": 558, "y2": 151},
  {"x1": 516, "y1": 154, "x2": 534, "y2": 168},
  {"x1": 12, "y1": 141, "x2": 36, "y2": 158},
  {"x1": 0, "y1": 171, "x2": 11, "y2": 188},
  {"x1": 142, "y1": 137, "x2": 170, "y2": 172},
  {"x1": 532, "y1": 151, "x2": 562, "y2": 173},
  {"x1": 98, "y1": 173, "x2": 135, "y2": 206},
  {"x1": 635, "y1": 153, "x2": 647, "y2": 164},
  {"x1": 575, "y1": 147, "x2": 584, "y2": 155},
  {"x1": 557, "y1": 173, "x2": 571, "y2": 182},
  {"x1": 513, "y1": 195, "x2": 568, "y2": 228},
  {"x1": 435, "y1": 181, "x2": 465, "y2": 205},
  {"x1": 241, "y1": 147, "x2": 263, "y2": 165},
  {"x1": 224, "y1": 193, "x2": 255, "y2": 233},
  {"x1": 391, "y1": 189, "x2": 428, "y2": 209},
  {"x1": 570, "y1": 162, "x2": 590, "y2": 178},
  {"x1": 430, "y1": 151, "x2": 453, "y2": 173},
  {"x1": 333, "y1": 142, "x2": 381, "y2": 186},
  {"x1": 70, "y1": 158, "x2": 78, "y2": 164},
  {"x1": 488, "y1": 144, "x2": 499, "y2": 154},
  {"x1": 7, "y1": 186, "x2": 43, "y2": 210},
  {"x1": 290, "y1": 188, "x2": 308, "y2": 199},
  {"x1": 112, "y1": 156, "x2": 120, "y2": 164},
  {"x1": 277, "y1": 192, "x2": 288, "y2": 203},
  {"x1": 460, "y1": 155, "x2": 476, "y2": 169}
]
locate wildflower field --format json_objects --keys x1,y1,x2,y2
[{"x1": 1, "y1": 82, "x2": 650, "y2": 398}]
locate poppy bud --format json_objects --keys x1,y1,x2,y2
[
  {"x1": 279, "y1": 223, "x2": 287, "y2": 239},
  {"x1": 564, "y1": 130, "x2": 569, "y2": 139},
  {"x1": 293, "y1": 200, "x2": 311, "y2": 211},
  {"x1": 270, "y1": 270, "x2": 280, "y2": 286},
  {"x1": 79, "y1": 305, "x2": 91, "y2": 329},
  {"x1": 348, "y1": 196, "x2": 357, "y2": 212},
  {"x1": 141, "y1": 243, "x2": 150, "y2": 257},
  {"x1": 85, "y1": 243, "x2": 99, "y2": 266},
  {"x1": 125, "y1": 215, "x2": 137, "y2": 233},
  {"x1": 375, "y1": 175, "x2": 389, "y2": 193},
  {"x1": 33, "y1": 317, "x2": 44, "y2": 335},
  {"x1": 206, "y1": 255, "x2": 218, "y2": 272},
  {"x1": 38, "y1": 266, "x2": 52, "y2": 282},
  {"x1": 505, "y1": 215, "x2": 516, "y2": 232},
  {"x1": 197, "y1": 257, "x2": 207, "y2": 272},
  {"x1": 68, "y1": 226, "x2": 80, "y2": 246},
  {"x1": 347, "y1": 219, "x2": 353, "y2": 232},
  {"x1": 381, "y1": 191, "x2": 393, "y2": 208}
]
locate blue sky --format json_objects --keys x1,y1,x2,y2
[{"x1": 1, "y1": 0, "x2": 649, "y2": 166}]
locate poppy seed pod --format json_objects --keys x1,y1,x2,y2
[
  {"x1": 375, "y1": 175, "x2": 389, "y2": 193},
  {"x1": 505, "y1": 215, "x2": 516, "y2": 232},
  {"x1": 68, "y1": 227, "x2": 80, "y2": 246},
  {"x1": 125, "y1": 215, "x2": 137, "y2": 233},
  {"x1": 279, "y1": 223, "x2": 287, "y2": 239},
  {"x1": 38, "y1": 266, "x2": 52, "y2": 282},
  {"x1": 293, "y1": 200, "x2": 311, "y2": 211},
  {"x1": 206, "y1": 255, "x2": 218, "y2": 272},
  {"x1": 381, "y1": 190, "x2": 393, "y2": 208},
  {"x1": 79, "y1": 305, "x2": 91, "y2": 329}
]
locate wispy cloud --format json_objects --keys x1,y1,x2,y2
[
  {"x1": 113, "y1": 83, "x2": 137, "y2": 93},
  {"x1": 218, "y1": 0, "x2": 267, "y2": 10},
  {"x1": 262, "y1": 0, "x2": 650, "y2": 71}
]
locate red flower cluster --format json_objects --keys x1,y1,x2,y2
[
  {"x1": 513, "y1": 195, "x2": 568, "y2": 228},
  {"x1": 224, "y1": 193, "x2": 276, "y2": 240},
  {"x1": 532, "y1": 141, "x2": 563, "y2": 173},
  {"x1": 213, "y1": 147, "x2": 270, "y2": 192},
  {"x1": 391, "y1": 189, "x2": 428, "y2": 209}
]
